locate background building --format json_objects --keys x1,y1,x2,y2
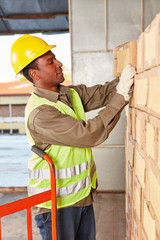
[
  {"x1": 0, "y1": 79, "x2": 32, "y2": 134},
  {"x1": 0, "y1": 73, "x2": 71, "y2": 134}
]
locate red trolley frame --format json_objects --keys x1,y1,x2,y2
[{"x1": 0, "y1": 145, "x2": 57, "y2": 240}]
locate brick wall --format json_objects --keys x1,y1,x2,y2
[
  {"x1": 0, "y1": 105, "x2": 26, "y2": 117},
  {"x1": 125, "y1": 13, "x2": 160, "y2": 240},
  {"x1": 113, "y1": 12, "x2": 160, "y2": 240}
]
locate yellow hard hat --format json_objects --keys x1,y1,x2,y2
[{"x1": 10, "y1": 34, "x2": 56, "y2": 74}]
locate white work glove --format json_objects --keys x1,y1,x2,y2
[{"x1": 116, "y1": 64, "x2": 136, "y2": 101}]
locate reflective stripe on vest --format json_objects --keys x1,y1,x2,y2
[
  {"x1": 28, "y1": 162, "x2": 96, "y2": 199},
  {"x1": 28, "y1": 176, "x2": 90, "y2": 198},
  {"x1": 28, "y1": 160, "x2": 90, "y2": 180}
]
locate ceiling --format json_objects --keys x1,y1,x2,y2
[{"x1": 0, "y1": 0, "x2": 69, "y2": 35}]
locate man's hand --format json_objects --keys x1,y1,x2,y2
[{"x1": 116, "y1": 64, "x2": 136, "y2": 101}]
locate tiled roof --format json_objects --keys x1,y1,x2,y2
[
  {"x1": 0, "y1": 78, "x2": 72, "y2": 96},
  {"x1": 0, "y1": 78, "x2": 33, "y2": 96}
]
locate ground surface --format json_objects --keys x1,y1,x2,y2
[{"x1": 0, "y1": 192, "x2": 125, "y2": 240}]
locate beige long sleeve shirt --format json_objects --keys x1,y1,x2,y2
[{"x1": 28, "y1": 78, "x2": 127, "y2": 215}]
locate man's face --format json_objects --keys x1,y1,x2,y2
[{"x1": 35, "y1": 50, "x2": 64, "y2": 88}]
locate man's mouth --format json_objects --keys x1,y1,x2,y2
[
  {"x1": 57, "y1": 72, "x2": 63, "y2": 76},
  {"x1": 57, "y1": 69, "x2": 63, "y2": 75}
]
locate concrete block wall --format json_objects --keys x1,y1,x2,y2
[{"x1": 69, "y1": 0, "x2": 160, "y2": 191}]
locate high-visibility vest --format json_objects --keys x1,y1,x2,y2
[{"x1": 25, "y1": 88, "x2": 97, "y2": 209}]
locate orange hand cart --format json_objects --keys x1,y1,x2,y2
[{"x1": 0, "y1": 145, "x2": 58, "y2": 240}]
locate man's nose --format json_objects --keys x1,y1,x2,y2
[{"x1": 55, "y1": 59, "x2": 63, "y2": 67}]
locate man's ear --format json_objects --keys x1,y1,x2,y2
[{"x1": 29, "y1": 69, "x2": 39, "y2": 81}]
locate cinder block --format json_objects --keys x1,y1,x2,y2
[
  {"x1": 144, "y1": 13, "x2": 160, "y2": 70},
  {"x1": 72, "y1": 52, "x2": 113, "y2": 86},
  {"x1": 92, "y1": 147, "x2": 125, "y2": 190},
  {"x1": 71, "y1": 0, "x2": 105, "y2": 52},
  {"x1": 113, "y1": 41, "x2": 137, "y2": 77},
  {"x1": 107, "y1": 0, "x2": 141, "y2": 50}
]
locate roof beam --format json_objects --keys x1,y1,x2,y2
[
  {"x1": 0, "y1": 12, "x2": 68, "y2": 20},
  {"x1": 0, "y1": 6, "x2": 10, "y2": 32},
  {"x1": 0, "y1": 29, "x2": 69, "y2": 35}
]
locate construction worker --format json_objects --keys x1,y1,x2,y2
[{"x1": 10, "y1": 34, "x2": 136, "y2": 240}]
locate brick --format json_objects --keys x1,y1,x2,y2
[
  {"x1": 148, "y1": 66, "x2": 160, "y2": 118},
  {"x1": 133, "y1": 175, "x2": 142, "y2": 222},
  {"x1": 131, "y1": 108, "x2": 136, "y2": 140},
  {"x1": 135, "y1": 110, "x2": 148, "y2": 149},
  {"x1": 134, "y1": 147, "x2": 146, "y2": 189},
  {"x1": 158, "y1": 129, "x2": 160, "y2": 169},
  {"x1": 126, "y1": 214, "x2": 131, "y2": 240},
  {"x1": 134, "y1": 71, "x2": 149, "y2": 111},
  {"x1": 127, "y1": 136, "x2": 135, "y2": 167},
  {"x1": 146, "y1": 121, "x2": 155, "y2": 160},
  {"x1": 144, "y1": 13, "x2": 160, "y2": 70},
  {"x1": 113, "y1": 41, "x2": 137, "y2": 77},
  {"x1": 132, "y1": 208, "x2": 141, "y2": 240},
  {"x1": 126, "y1": 162, "x2": 134, "y2": 221},
  {"x1": 137, "y1": 32, "x2": 144, "y2": 73},
  {"x1": 142, "y1": 199, "x2": 156, "y2": 240},
  {"x1": 147, "y1": 115, "x2": 160, "y2": 168},
  {"x1": 141, "y1": 228, "x2": 148, "y2": 240},
  {"x1": 149, "y1": 161, "x2": 160, "y2": 224}
]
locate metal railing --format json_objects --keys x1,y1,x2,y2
[{"x1": 0, "y1": 145, "x2": 57, "y2": 240}]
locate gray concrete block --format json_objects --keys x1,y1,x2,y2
[
  {"x1": 102, "y1": 109, "x2": 126, "y2": 145},
  {"x1": 108, "y1": 0, "x2": 141, "y2": 49},
  {"x1": 72, "y1": 52, "x2": 114, "y2": 86},
  {"x1": 92, "y1": 147, "x2": 125, "y2": 190},
  {"x1": 144, "y1": 0, "x2": 160, "y2": 30},
  {"x1": 70, "y1": 0, "x2": 106, "y2": 51},
  {"x1": 85, "y1": 109, "x2": 126, "y2": 145}
]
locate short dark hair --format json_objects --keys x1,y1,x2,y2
[{"x1": 20, "y1": 59, "x2": 39, "y2": 83}]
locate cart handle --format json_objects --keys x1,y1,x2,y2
[{"x1": 31, "y1": 145, "x2": 58, "y2": 240}]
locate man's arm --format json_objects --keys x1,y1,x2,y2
[
  {"x1": 70, "y1": 78, "x2": 119, "y2": 112},
  {"x1": 28, "y1": 93, "x2": 126, "y2": 149},
  {"x1": 29, "y1": 64, "x2": 136, "y2": 149},
  {"x1": 70, "y1": 64, "x2": 136, "y2": 111}
]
